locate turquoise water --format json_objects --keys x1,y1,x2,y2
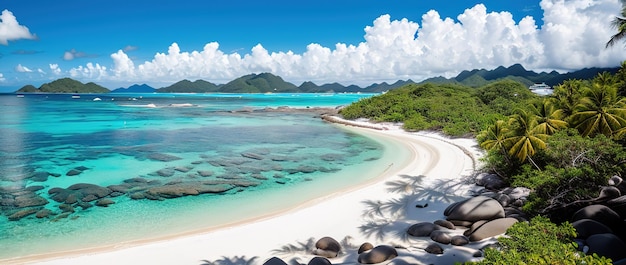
[{"x1": 0, "y1": 93, "x2": 394, "y2": 261}]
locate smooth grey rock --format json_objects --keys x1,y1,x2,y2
[
  {"x1": 444, "y1": 196, "x2": 505, "y2": 223},
  {"x1": 586, "y1": 233, "x2": 626, "y2": 261},
  {"x1": 358, "y1": 242, "x2": 374, "y2": 254},
  {"x1": 307, "y1": 257, "x2": 332, "y2": 265},
  {"x1": 407, "y1": 222, "x2": 438, "y2": 237},
  {"x1": 450, "y1": 235, "x2": 470, "y2": 246},
  {"x1": 263, "y1": 257, "x2": 288, "y2": 265},
  {"x1": 434, "y1": 219, "x2": 455, "y2": 229},
  {"x1": 467, "y1": 218, "x2": 518, "y2": 241},
  {"x1": 430, "y1": 230, "x2": 451, "y2": 244},
  {"x1": 313, "y1": 237, "x2": 341, "y2": 258},
  {"x1": 572, "y1": 219, "x2": 613, "y2": 239},
  {"x1": 358, "y1": 245, "x2": 398, "y2": 264},
  {"x1": 572, "y1": 205, "x2": 621, "y2": 229},
  {"x1": 424, "y1": 243, "x2": 444, "y2": 254}
]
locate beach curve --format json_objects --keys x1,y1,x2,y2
[{"x1": 26, "y1": 118, "x2": 484, "y2": 265}]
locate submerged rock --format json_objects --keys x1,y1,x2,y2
[
  {"x1": 147, "y1": 153, "x2": 182, "y2": 162},
  {"x1": 8, "y1": 208, "x2": 39, "y2": 221},
  {"x1": 35, "y1": 209, "x2": 53, "y2": 218},
  {"x1": 14, "y1": 194, "x2": 48, "y2": 208},
  {"x1": 96, "y1": 198, "x2": 115, "y2": 207}
]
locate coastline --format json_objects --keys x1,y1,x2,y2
[{"x1": 25, "y1": 116, "x2": 486, "y2": 265}]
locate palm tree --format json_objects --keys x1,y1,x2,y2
[
  {"x1": 533, "y1": 99, "x2": 568, "y2": 135},
  {"x1": 506, "y1": 109, "x2": 548, "y2": 168},
  {"x1": 616, "y1": 61, "x2": 626, "y2": 97},
  {"x1": 479, "y1": 119, "x2": 511, "y2": 158},
  {"x1": 552, "y1": 79, "x2": 585, "y2": 120},
  {"x1": 607, "y1": 0, "x2": 626, "y2": 48},
  {"x1": 569, "y1": 79, "x2": 626, "y2": 139}
]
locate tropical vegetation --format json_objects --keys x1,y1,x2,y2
[{"x1": 339, "y1": 65, "x2": 626, "y2": 263}]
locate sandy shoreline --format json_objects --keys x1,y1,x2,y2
[{"x1": 23, "y1": 118, "x2": 486, "y2": 265}]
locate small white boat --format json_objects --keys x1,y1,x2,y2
[
  {"x1": 71, "y1": 94, "x2": 80, "y2": 99},
  {"x1": 16, "y1": 94, "x2": 24, "y2": 98},
  {"x1": 93, "y1": 97, "x2": 102, "y2": 101},
  {"x1": 529, "y1": 83, "x2": 551, "y2": 90},
  {"x1": 529, "y1": 83, "x2": 553, "y2": 96}
]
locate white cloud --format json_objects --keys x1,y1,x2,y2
[
  {"x1": 0, "y1": 73, "x2": 5, "y2": 82},
  {"x1": 49, "y1": 64, "x2": 61, "y2": 75},
  {"x1": 15, "y1": 64, "x2": 32, "y2": 73},
  {"x1": 0, "y1": 9, "x2": 36, "y2": 45},
  {"x1": 67, "y1": 0, "x2": 626, "y2": 86},
  {"x1": 69, "y1": 63, "x2": 107, "y2": 80},
  {"x1": 63, "y1": 51, "x2": 74, "y2": 61}
]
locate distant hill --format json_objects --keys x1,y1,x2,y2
[
  {"x1": 298, "y1": 80, "x2": 414, "y2": 93},
  {"x1": 220, "y1": 73, "x2": 298, "y2": 93},
  {"x1": 13, "y1": 64, "x2": 622, "y2": 94},
  {"x1": 158, "y1": 79, "x2": 220, "y2": 93},
  {"x1": 111, "y1": 84, "x2": 156, "y2": 93},
  {"x1": 421, "y1": 64, "x2": 620, "y2": 87},
  {"x1": 364, "y1": 80, "x2": 416, "y2": 93},
  {"x1": 16, "y1": 78, "x2": 109, "y2": 93}
]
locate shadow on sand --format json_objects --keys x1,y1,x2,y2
[{"x1": 199, "y1": 171, "x2": 478, "y2": 264}]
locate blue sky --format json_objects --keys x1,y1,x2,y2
[{"x1": 0, "y1": 0, "x2": 624, "y2": 91}]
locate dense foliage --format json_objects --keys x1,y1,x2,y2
[
  {"x1": 339, "y1": 64, "x2": 626, "y2": 262},
  {"x1": 476, "y1": 68, "x2": 626, "y2": 216},
  {"x1": 470, "y1": 216, "x2": 611, "y2": 264},
  {"x1": 340, "y1": 81, "x2": 539, "y2": 136}
]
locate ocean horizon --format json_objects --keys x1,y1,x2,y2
[{"x1": 0, "y1": 92, "x2": 404, "y2": 261}]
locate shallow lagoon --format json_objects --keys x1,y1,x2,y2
[{"x1": 0, "y1": 93, "x2": 398, "y2": 260}]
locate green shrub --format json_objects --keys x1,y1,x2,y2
[{"x1": 468, "y1": 216, "x2": 612, "y2": 264}]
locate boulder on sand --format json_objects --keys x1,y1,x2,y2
[
  {"x1": 430, "y1": 230, "x2": 452, "y2": 244},
  {"x1": 358, "y1": 245, "x2": 398, "y2": 264},
  {"x1": 263, "y1": 257, "x2": 287, "y2": 265},
  {"x1": 358, "y1": 242, "x2": 374, "y2": 254},
  {"x1": 312, "y1": 237, "x2": 341, "y2": 258},
  {"x1": 444, "y1": 196, "x2": 505, "y2": 223},
  {"x1": 407, "y1": 222, "x2": 438, "y2": 237},
  {"x1": 307, "y1": 257, "x2": 332, "y2": 265},
  {"x1": 466, "y1": 217, "x2": 518, "y2": 242},
  {"x1": 424, "y1": 243, "x2": 444, "y2": 254}
]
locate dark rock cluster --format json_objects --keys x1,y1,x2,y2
[
  {"x1": 1, "y1": 143, "x2": 362, "y2": 223},
  {"x1": 263, "y1": 237, "x2": 398, "y2": 265},
  {"x1": 563, "y1": 176, "x2": 626, "y2": 263}
]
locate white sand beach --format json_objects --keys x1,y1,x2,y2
[{"x1": 28, "y1": 119, "x2": 490, "y2": 265}]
